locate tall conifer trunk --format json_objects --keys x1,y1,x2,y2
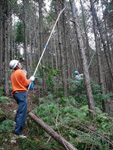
[
  {"x1": 0, "y1": 0, "x2": 3, "y2": 86},
  {"x1": 23, "y1": 0, "x2": 28, "y2": 72},
  {"x1": 3, "y1": 0, "x2": 9, "y2": 95},
  {"x1": 56, "y1": 0, "x2": 67, "y2": 96},
  {"x1": 70, "y1": 0, "x2": 95, "y2": 116}
]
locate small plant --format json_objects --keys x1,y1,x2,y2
[
  {"x1": 0, "y1": 96, "x2": 9, "y2": 104},
  {"x1": 0, "y1": 120, "x2": 14, "y2": 132}
]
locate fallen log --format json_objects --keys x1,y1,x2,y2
[{"x1": 29, "y1": 112, "x2": 77, "y2": 150}]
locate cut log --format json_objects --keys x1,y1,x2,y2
[{"x1": 29, "y1": 112, "x2": 77, "y2": 150}]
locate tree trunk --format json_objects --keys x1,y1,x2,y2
[
  {"x1": 23, "y1": 0, "x2": 28, "y2": 71},
  {"x1": 80, "y1": 0, "x2": 90, "y2": 64},
  {"x1": 0, "y1": 0, "x2": 3, "y2": 86},
  {"x1": 56, "y1": 0, "x2": 67, "y2": 96},
  {"x1": 3, "y1": 0, "x2": 9, "y2": 95},
  {"x1": 70, "y1": 0, "x2": 95, "y2": 116}
]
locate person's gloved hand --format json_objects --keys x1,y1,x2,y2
[{"x1": 30, "y1": 76, "x2": 35, "y2": 81}]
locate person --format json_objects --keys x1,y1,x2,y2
[
  {"x1": 74, "y1": 71, "x2": 83, "y2": 81},
  {"x1": 9, "y1": 60, "x2": 35, "y2": 139},
  {"x1": 19, "y1": 57, "x2": 25, "y2": 63},
  {"x1": 19, "y1": 57, "x2": 27, "y2": 76}
]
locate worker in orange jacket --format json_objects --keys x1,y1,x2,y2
[{"x1": 9, "y1": 60, "x2": 35, "y2": 139}]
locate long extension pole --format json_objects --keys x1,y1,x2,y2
[{"x1": 28, "y1": 7, "x2": 66, "y2": 91}]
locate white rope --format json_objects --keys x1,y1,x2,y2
[{"x1": 27, "y1": 7, "x2": 66, "y2": 91}]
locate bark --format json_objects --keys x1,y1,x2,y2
[
  {"x1": 0, "y1": 0, "x2": 3, "y2": 86},
  {"x1": 70, "y1": 0, "x2": 95, "y2": 116},
  {"x1": 80, "y1": 0, "x2": 90, "y2": 64},
  {"x1": 54, "y1": 36, "x2": 58, "y2": 70},
  {"x1": 38, "y1": 0, "x2": 43, "y2": 58},
  {"x1": 23, "y1": 0, "x2": 28, "y2": 71},
  {"x1": 3, "y1": 0, "x2": 9, "y2": 95},
  {"x1": 29, "y1": 22, "x2": 32, "y2": 67},
  {"x1": 56, "y1": 0, "x2": 67, "y2": 96},
  {"x1": 29, "y1": 112, "x2": 77, "y2": 150},
  {"x1": 38, "y1": 0, "x2": 46, "y2": 90},
  {"x1": 70, "y1": 19, "x2": 83, "y2": 73}
]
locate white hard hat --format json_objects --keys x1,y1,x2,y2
[{"x1": 9, "y1": 60, "x2": 19, "y2": 69}]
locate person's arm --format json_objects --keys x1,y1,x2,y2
[
  {"x1": 18, "y1": 70, "x2": 31, "y2": 87},
  {"x1": 79, "y1": 74, "x2": 83, "y2": 80},
  {"x1": 80, "y1": 74, "x2": 83, "y2": 78}
]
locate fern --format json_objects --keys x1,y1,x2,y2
[
  {"x1": 0, "y1": 120, "x2": 14, "y2": 132},
  {"x1": 0, "y1": 96, "x2": 9, "y2": 104}
]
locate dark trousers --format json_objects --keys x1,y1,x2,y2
[{"x1": 13, "y1": 92, "x2": 27, "y2": 135}]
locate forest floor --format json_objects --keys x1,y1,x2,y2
[{"x1": 0, "y1": 87, "x2": 44, "y2": 150}]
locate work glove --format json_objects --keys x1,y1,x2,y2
[{"x1": 30, "y1": 76, "x2": 35, "y2": 81}]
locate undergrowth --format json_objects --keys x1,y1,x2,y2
[{"x1": 1, "y1": 66, "x2": 113, "y2": 149}]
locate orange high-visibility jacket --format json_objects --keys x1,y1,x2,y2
[{"x1": 10, "y1": 69, "x2": 31, "y2": 94}]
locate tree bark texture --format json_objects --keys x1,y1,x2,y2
[
  {"x1": 0, "y1": 0, "x2": 3, "y2": 86},
  {"x1": 23, "y1": 0, "x2": 28, "y2": 71},
  {"x1": 3, "y1": 0, "x2": 9, "y2": 95},
  {"x1": 56, "y1": 0, "x2": 67, "y2": 96}
]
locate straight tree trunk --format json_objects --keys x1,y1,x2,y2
[
  {"x1": 29, "y1": 22, "x2": 32, "y2": 67},
  {"x1": 38, "y1": 0, "x2": 46, "y2": 90},
  {"x1": 23, "y1": 0, "x2": 28, "y2": 71},
  {"x1": 80, "y1": 0, "x2": 90, "y2": 64},
  {"x1": 70, "y1": 0, "x2": 95, "y2": 116},
  {"x1": 38, "y1": 0, "x2": 43, "y2": 58},
  {"x1": 56, "y1": 0, "x2": 67, "y2": 96},
  {"x1": 3, "y1": 0, "x2": 9, "y2": 95},
  {"x1": 54, "y1": 36, "x2": 58, "y2": 70},
  {"x1": 0, "y1": 0, "x2": 3, "y2": 86}
]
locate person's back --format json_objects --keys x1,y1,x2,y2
[
  {"x1": 11, "y1": 69, "x2": 31, "y2": 94},
  {"x1": 74, "y1": 71, "x2": 83, "y2": 81}
]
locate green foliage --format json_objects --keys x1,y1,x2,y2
[
  {"x1": 37, "y1": 65, "x2": 61, "y2": 90},
  {"x1": 46, "y1": 73, "x2": 55, "y2": 88},
  {"x1": 67, "y1": 78, "x2": 113, "y2": 107},
  {"x1": 67, "y1": 78, "x2": 86, "y2": 96},
  {"x1": 28, "y1": 72, "x2": 113, "y2": 149},
  {"x1": 32, "y1": 102, "x2": 58, "y2": 127},
  {"x1": 31, "y1": 89, "x2": 113, "y2": 150},
  {"x1": 0, "y1": 94, "x2": 9, "y2": 123},
  {"x1": 0, "y1": 120, "x2": 14, "y2": 132},
  {"x1": 0, "y1": 108, "x2": 3, "y2": 114},
  {"x1": 18, "y1": 139, "x2": 39, "y2": 150},
  {"x1": 45, "y1": 10, "x2": 56, "y2": 24},
  {"x1": 0, "y1": 86, "x2": 4, "y2": 97},
  {"x1": 1, "y1": 66, "x2": 113, "y2": 149},
  {"x1": 0, "y1": 96, "x2": 9, "y2": 104}
]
